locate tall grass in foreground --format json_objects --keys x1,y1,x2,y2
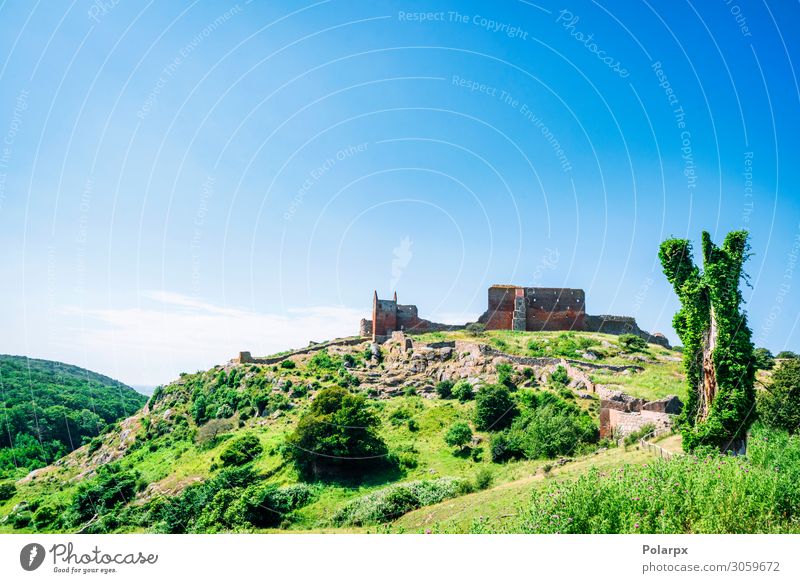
[{"x1": 473, "y1": 424, "x2": 800, "y2": 533}]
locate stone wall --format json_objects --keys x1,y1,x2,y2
[
  {"x1": 478, "y1": 285, "x2": 586, "y2": 332},
  {"x1": 585, "y1": 315, "x2": 670, "y2": 348},
  {"x1": 598, "y1": 391, "x2": 683, "y2": 438}
]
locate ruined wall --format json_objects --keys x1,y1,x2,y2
[
  {"x1": 372, "y1": 298, "x2": 398, "y2": 337},
  {"x1": 585, "y1": 315, "x2": 670, "y2": 348},
  {"x1": 478, "y1": 285, "x2": 585, "y2": 331},
  {"x1": 524, "y1": 287, "x2": 586, "y2": 331}
]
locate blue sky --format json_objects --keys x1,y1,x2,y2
[{"x1": 0, "y1": 0, "x2": 798, "y2": 386}]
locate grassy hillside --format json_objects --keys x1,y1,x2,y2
[
  {"x1": 0, "y1": 355, "x2": 146, "y2": 479},
  {"x1": 3, "y1": 330, "x2": 794, "y2": 534}
]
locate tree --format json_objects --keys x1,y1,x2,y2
[
  {"x1": 659, "y1": 231, "x2": 756, "y2": 453},
  {"x1": 617, "y1": 333, "x2": 648, "y2": 353},
  {"x1": 452, "y1": 380, "x2": 474, "y2": 402},
  {"x1": 219, "y1": 434, "x2": 263, "y2": 466},
  {"x1": 435, "y1": 380, "x2": 454, "y2": 399},
  {"x1": 776, "y1": 351, "x2": 799, "y2": 360},
  {"x1": 752, "y1": 347, "x2": 775, "y2": 370},
  {"x1": 757, "y1": 359, "x2": 800, "y2": 433},
  {"x1": 284, "y1": 387, "x2": 388, "y2": 479},
  {"x1": 474, "y1": 385, "x2": 518, "y2": 431},
  {"x1": 444, "y1": 422, "x2": 473, "y2": 452}
]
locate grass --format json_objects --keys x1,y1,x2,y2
[{"x1": 0, "y1": 329, "x2": 689, "y2": 534}]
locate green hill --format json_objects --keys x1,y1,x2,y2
[
  {"x1": 2, "y1": 330, "x2": 798, "y2": 534},
  {"x1": 0, "y1": 355, "x2": 146, "y2": 479}
]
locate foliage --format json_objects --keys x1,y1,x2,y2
[
  {"x1": 219, "y1": 434, "x2": 263, "y2": 467},
  {"x1": 752, "y1": 347, "x2": 775, "y2": 370},
  {"x1": 527, "y1": 332, "x2": 598, "y2": 359},
  {"x1": 549, "y1": 365, "x2": 570, "y2": 386},
  {"x1": 307, "y1": 349, "x2": 342, "y2": 372},
  {"x1": 65, "y1": 463, "x2": 142, "y2": 531},
  {"x1": 659, "y1": 231, "x2": 756, "y2": 452},
  {"x1": 283, "y1": 387, "x2": 389, "y2": 479},
  {"x1": 331, "y1": 477, "x2": 470, "y2": 526},
  {"x1": 280, "y1": 360, "x2": 296, "y2": 369},
  {"x1": 777, "y1": 351, "x2": 799, "y2": 360},
  {"x1": 496, "y1": 363, "x2": 517, "y2": 391},
  {"x1": 617, "y1": 333, "x2": 648, "y2": 353},
  {"x1": 757, "y1": 359, "x2": 800, "y2": 434},
  {"x1": 465, "y1": 322, "x2": 486, "y2": 337},
  {"x1": 0, "y1": 481, "x2": 15, "y2": 501},
  {"x1": 477, "y1": 424, "x2": 800, "y2": 534},
  {"x1": 0, "y1": 355, "x2": 145, "y2": 478},
  {"x1": 474, "y1": 385, "x2": 517, "y2": 431},
  {"x1": 444, "y1": 422, "x2": 472, "y2": 451},
  {"x1": 622, "y1": 423, "x2": 656, "y2": 447},
  {"x1": 491, "y1": 391, "x2": 597, "y2": 462},
  {"x1": 473, "y1": 467, "x2": 494, "y2": 490},
  {"x1": 452, "y1": 380, "x2": 474, "y2": 402},
  {"x1": 435, "y1": 380, "x2": 454, "y2": 399}
]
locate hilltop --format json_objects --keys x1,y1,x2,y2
[
  {"x1": 0, "y1": 330, "x2": 693, "y2": 533},
  {"x1": 0, "y1": 355, "x2": 146, "y2": 481}
]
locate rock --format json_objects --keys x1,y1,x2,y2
[{"x1": 642, "y1": 395, "x2": 683, "y2": 415}]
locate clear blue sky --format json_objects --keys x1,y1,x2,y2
[{"x1": 1, "y1": 0, "x2": 798, "y2": 386}]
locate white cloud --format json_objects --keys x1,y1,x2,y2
[{"x1": 52, "y1": 292, "x2": 363, "y2": 387}]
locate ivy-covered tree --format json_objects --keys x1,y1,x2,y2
[{"x1": 659, "y1": 231, "x2": 756, "y2": 453}]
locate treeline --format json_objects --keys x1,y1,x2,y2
[{"x1": 0, "y1": 355, "x2": 146, "y2": 477}]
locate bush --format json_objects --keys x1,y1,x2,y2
[
  {"x1": 331, "y1": 477, "x2": 469, "y2": 526},
  {"x1": 68, "y1": 463, "x2": 141, "y2": 528},
  {"x1": 0, "y1": 481, "x2": 15, "y2": 501},
  {"x1": 465, "y1": 322, "x2": 486, "y2": 337},
  {"x1": 474, "y1": 467, "x2": 494, "y2": 490},
  {"x1": 444, "y1": 422, "x2": 472, "y2": 451},
  {"x1": 505, "y1": 404, "x2": 598, "y2": 459},
  {"x1": 33, "y1": 503, "x2": 61, "y2": 530},
  {"x1": 452, "y1": 380, "x2": 474, "y2": 402},
  {"x1": 220, "y1": 434, "x2": 263, "y2": 467},
  {"x1": 752, "y1": 347, "x2": 775, "y2": 370},
  {"x1": 474, "y1": 385, "x2": 517, "y2": 431},
  {"x1": 776, "y1": 351, "x2": 799, "y2": 360},
  {"x1": 758, "y1": 359, "x2": 800, "y2": 433},
  {"x1": 550, "y1": 365, "x2": 569, "y2": 386},
  {"x1": 241, "y1": 483, "x2": 314, "y2": 528},
  {"x1": 477, "y1": 424, "x2": 800, "y2": 534},
  {"x1": 617, "y1": 333, "x2": 648, "y2": 352},
  {"x1": 280, "y1": 360, "x2": 296, "y2": 369},
  {"x1": 284, "y1": 387, "x2": 389, "y2": 479},
  {"x1": 435, "y1": 380, "x2": 454, "y2": 399},
  {"x1": 496, "y1": 363, "x2": 517, "y2": 391},
  {"x1": 622, "y1": 423, "x2": 656, "y2": 447}
]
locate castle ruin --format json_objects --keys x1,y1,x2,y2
[{"x1": 361, "y1": 284, "x2": 669, "y2": 347}]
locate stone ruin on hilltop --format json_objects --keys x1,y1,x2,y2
[{"x1": 359, "y1": 284, "x2": 670, "y2": 348}]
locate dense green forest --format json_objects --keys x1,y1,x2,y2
[{"x1": 0, "y1": 355, "x2": 146, "y2": 478}]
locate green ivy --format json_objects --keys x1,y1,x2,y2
[{"x1": 659, "y1": 231, "x2": 756, "y2": 453}]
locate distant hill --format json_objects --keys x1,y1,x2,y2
[{"x1": 0, "y1": 355, "x2": 146, "y2": 479}]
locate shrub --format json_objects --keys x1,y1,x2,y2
[
  {"x1": 505, "y1": 404, "x2": 598, "y2": 459},
  {"x1": 68, "y1": 463, "x2": 141, "y2": 528},
  {"x1": 474, "y1": 467, "x2": 493, "y2": 490},
  {"x1": 477, "y1": 424, "x2": 800, "y2": 534},
  {"x1": 435, "y1": 380, "x2": 454, "y2": 399},
  {"x1": 444, "y1": 422, "x2": 472, "y2": 451},
  {"x1": 280, "y1": 360, "x2": 296, "y2": 369},
  {"x1": 489, "y1": 432, "x2": 515, "y2": 463},
  {"x1": 242, "y1": 483, "x2": 314, "y2": 528},
  {"x1": 550, "y1": 365, "x2": 569, "y2": 386},
  {"x1": 496, "y1": 363, "x2": 517, "y2": 391},
  {"x1": 617, "y1": 333, "x2": 648, "y2": 352},
  {"x1": 283, "y1": 387, "x2": 389, "y2": 479},
  {"x1": 465, "y1": 322, "x2": 486, "y2": 337},
  {"x1": 308, "y1": 349, "x2": 341, "y2": 372},
  {"x1": 220, "y1": 434, "x2": 263, "y2": 467},
  {"x1": 757, "y1": 359, "x2": 800, "y2": 433},
  {"x1": 776, "y1": 351, "x2": 799, "y2": 360},
  {"x1": 752, "y1": 347, "x2": 775, "y2": 370},
  {"x1": 0, "y1": 481, "x2": 16, "y2": 501},
  {"x1": 474, "y1": 385, "x2": 517, "y2": 431},
  {"x1": 452, "y1": 380, "x2": 474, "y2": 402},
  {"x1": 622, "y1": 423, "x2": 656, "y2": 447},
  {"x1": 331, "y1": 478, "x2": 469, "y2": 526},
  {"x1": 407, "y1": 418, "x2": 419, "y2": 432},
  {"x1": 33, "y1": 503, "x2": 60, "y2": 530}
]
